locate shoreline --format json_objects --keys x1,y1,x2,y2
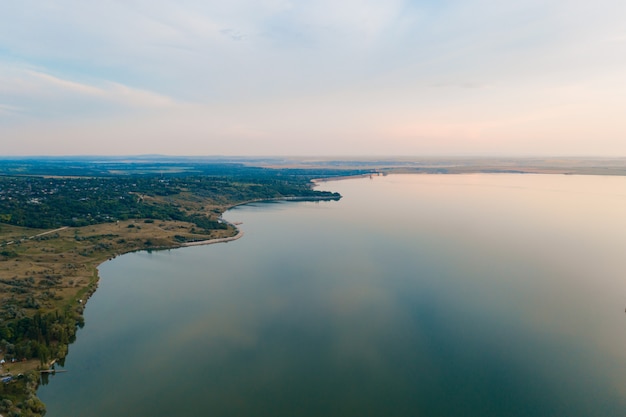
[
  {"x1": 311, "y1": 172, "x2": 382, "y2": 183},
  {"x1": 4, "y1": 193, "x2": 318, "y2": 411},
  {"x1": 34, "y1": 194, "x2": 332, "y2": 368},
  {"x1": 0, "y1": 169, "x2": 344, "y2": 416},
  {"x1": 182, "y1": 229, "x2": 244, "y2": 246},
  {"x1": 17, "y1": 220, "x2": 246, "y2": 416},
  {"x1": 225, "y1": 194, "x2": 342, "y2": 209}
]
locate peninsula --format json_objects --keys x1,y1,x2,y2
[{"x1": 0, "y1": 157, "x2": 354, "y2": 417}]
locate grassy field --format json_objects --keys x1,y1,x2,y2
[{"x1": 0, "y1": 217, "x2": 234, "y2": 316}]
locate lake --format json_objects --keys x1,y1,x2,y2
[{"x1": 38, "y1": 174, "x2": 626, "y2": 416}]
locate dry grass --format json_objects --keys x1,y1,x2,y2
[
  {"x1": 0, "y1": 217, "x2": 236, "y2": 317},
  {"x1": 0, "y1": 357, "x2": 41, "y2": 374}
]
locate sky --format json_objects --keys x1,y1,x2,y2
[{"x1": 1, "y1": 0, "x2": 626, "y2": 157}]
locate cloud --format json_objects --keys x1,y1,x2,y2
[
  {"x1": 25, "y1": 70, "x2": 103, "y2": 96},
  {"x1": 0, "y1": 65, "x2": 177, "y2": 120},
  {"x1": 1, "y1": 0, "x2": 626, "y2": 155}
]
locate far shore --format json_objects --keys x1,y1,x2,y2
[{"x1": 312, "y1": 172, "x2": 382, "y2": 183}]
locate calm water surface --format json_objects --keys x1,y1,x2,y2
[{"x1": 39, "y1": 174, "x2": 626, "y2": 416}]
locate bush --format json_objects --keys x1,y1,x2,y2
[
  {"x1": 0, "y1": 250, "x2": 18, "y2": 258},
  {"x1": 0, "y1": 398, "x2": 13, "y2": 412}
]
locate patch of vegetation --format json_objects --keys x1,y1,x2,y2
[{"x1": 0, "y1": 249, "x2": 19, "y2": 259}]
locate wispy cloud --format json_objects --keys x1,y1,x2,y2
[
  {"x1": 25, "y1": 70, "x2": 103, "y2": 96},
  {"x1": 0, "y1": 66, "x2": 177, "y2": 119},
  {"x1": 25, "y1": 70, "x2": 175, "y2": 108},
  {"x1": 0, "y1": 103, "x2": 23, "y2": 115}
]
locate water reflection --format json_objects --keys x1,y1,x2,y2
[{"x1": 39, "y1": 174, "x2": 626, "y2": 416}]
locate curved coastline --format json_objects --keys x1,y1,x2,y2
[
  {"x1": 182, "y1": 229, "x2": 244, "y2": 247},
  {"x1": 30, "y1": 193, "x2": 343, "y2": 416},
  {"x1": 68, "y1": 194, "x2": 341, "y2": 341},
  {"x1": 25, "y1": 217, "x2": 245, "y2": 416},
  {"x1": 181, "y1": 193, "x2": 342, "y2": 246},
  {"x1": 32, "y1": 198, "x2": 307, "y2": 362}
]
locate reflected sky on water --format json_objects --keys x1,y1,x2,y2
[{"x1": 39, "y1": 174, "x2": 626, "y2": 416}]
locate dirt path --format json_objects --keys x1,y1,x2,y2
[{"x1": 1, "y1": 226, "x2": 69, "y2": 247}]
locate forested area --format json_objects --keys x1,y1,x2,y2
[{"x1": 0, "y1": 165, "x2": 346, "y2": 229}]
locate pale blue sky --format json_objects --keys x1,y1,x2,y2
[{"x1": 1, "y1": 0, "x2": 625, "y2": 156}]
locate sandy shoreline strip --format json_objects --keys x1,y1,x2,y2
[{"x1": 182, "y1": 229, "x2": 244, "y2": 247}]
